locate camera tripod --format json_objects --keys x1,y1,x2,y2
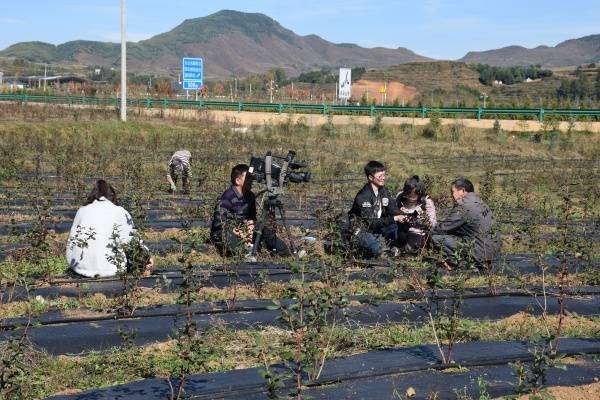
[{"x1": 250, "y1": 191, "x2": 297, "y2": 257}]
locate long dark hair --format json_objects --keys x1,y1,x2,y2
[
  {"x1": 399, "y1": 175, "x2": 427, "y2": 205},
  {"x1": 85, "y1": 180, "x2": 116, "y2": 205}
]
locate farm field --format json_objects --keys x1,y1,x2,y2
[{"x1": 0, "y1": 107, "x2": 599, "y2": 400}]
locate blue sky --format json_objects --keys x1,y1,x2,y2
[{"x1": 0, "y1": 0, "x2": 598, "y2": 59}]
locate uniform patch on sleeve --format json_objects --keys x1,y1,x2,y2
[
  {"x1": 362, "y1": 202, "x2": 372, "y2": 208},
  {"x1": 382, "y1": 197, "x2": 389, "y2": 206}
]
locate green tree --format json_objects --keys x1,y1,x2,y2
[
  {"x1": 596, "y1": 69, "x2": 600, "y2": 100},
  {"x1": 273, "y1": 68, "x2": 287, "y2": 85}
]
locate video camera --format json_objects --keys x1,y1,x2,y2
[{"x1": 249, "y1": 151, "x2": 311, "y2": 189}]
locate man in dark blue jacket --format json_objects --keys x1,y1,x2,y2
[
  {"x1": 348, "y1": 161, "x2": 404, "y2": 257},
  {"x1": 210, "y1": 164, "x2": 290, "y2": 260}
]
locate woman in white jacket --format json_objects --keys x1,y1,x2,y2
[{"x1": 66, "y1": 180, "x2": 153, "y2": 278}]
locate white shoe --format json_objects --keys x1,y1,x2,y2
[{"x1": 244, "y1": 253, "x2": 257, "y2": 263}]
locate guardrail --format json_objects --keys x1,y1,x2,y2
[{"x1": 1, "y1": 93, "x2": 600, "y2": 122}]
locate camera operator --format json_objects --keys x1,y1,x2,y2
[
  {"x1": 210, "y1": 164, "x2": 291, "y2": 261},
  {"x1": 348, "y1": 161, "x2": 404, "y2": 258}
]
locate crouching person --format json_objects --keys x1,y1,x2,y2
[
  {"x1": 210, "y1": 164, "x2": 290, "y2": 261},
  {"x1": 348, "y1": 161, "x2": 404, "y2": 258},
  {"x1": 66, "y1": 180, "x2": 154, "y2": 278},
  {"x1": 431, "y1": 178, "x2": 501, "y2": 269},
  {"x1": 395, "y1": 175, "x2": 437, "y2": 254},
  {"x1": 167, "y1": 149, "x2": 192, "y2": 194}
]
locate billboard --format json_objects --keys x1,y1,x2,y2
[{"x1": 338, "y1": 68, "x2": 351, "y2": 100}]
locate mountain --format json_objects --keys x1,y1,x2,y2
[
  {"x1": 460, "y1": 34, "x2": 600, "y2": 67},
  {"x1": 0, "y1": 10, "x2": 429, "y2": 79}
]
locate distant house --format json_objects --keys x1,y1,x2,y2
[
  {"x1": 493, "y1": 80, "x2": 503, "y2": 86},
  {"x1": 1, "y1": 76, "x2": 26, "y2": 89}
]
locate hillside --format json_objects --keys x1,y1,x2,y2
[
  {"x1": 362, "y1": 61, "x2": 484, "y2": 93},
  {"x1": 0, "y1": 10, "x2": 429, "y2": 79},
  {"x1": 460, "y1": 34, "x2": 600, "y2": 67}
]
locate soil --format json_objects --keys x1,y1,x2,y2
[
  {"x1": 500, "y1": 311, "x2": 598, "y2": 334},
  {"x1": 351, "y1": 79, "x2": 418, "y2": 104},
  {"x1": 515, "y1": 380, "x2": 600, "y2": 400}
]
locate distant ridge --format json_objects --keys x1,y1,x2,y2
[
  {"x1": 0, "y1": 10, "x2": 430, "y2": 79},
  {"x1": 460, "y1": 34, "x2": 600, "y2": 67}
]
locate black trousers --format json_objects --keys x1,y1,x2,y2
[
  {"x1": 397, "y1": 231, "x2": 427, "y2": 253},
  {"x1": 212, "y1": 225, "x2": 291, "y2": 257}
]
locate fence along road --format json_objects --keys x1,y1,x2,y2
[{"x1": 1, "y1": 93, "x2": 600, "y2": 132}]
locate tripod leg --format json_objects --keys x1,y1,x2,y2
[
  {"x1": 276, "y1": 203, "x2": 297, "y2": 256},
  {"x1": 251, "y1": 197, "x2": 268, "y2": 257},
  {"x1": 251, "y1": 220, "x2": 264, "y2": 257}
]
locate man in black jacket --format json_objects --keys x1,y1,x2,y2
[{"x1": 348, "y1": 161, "x2": 405, "y2": 257}]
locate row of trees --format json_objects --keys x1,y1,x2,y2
[
  {"x1": 556, "y1": 70, "x2": 600, "y2": 100},
  {"x1": 476, "y1": 64, "x2": 553, "y2": 85}
]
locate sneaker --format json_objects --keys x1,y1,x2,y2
[
  {"x1": 297, "y1": 249, "x2": 307, "y2": 259},
  {"x1": 390, "y1": 246, "x2": 401, "y2": 257},
  {"x1": 244, "y1": 253, "x2": 257, "y2": 263}
]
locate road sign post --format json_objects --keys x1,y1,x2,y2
[
  {"x1": 338, "y1": 68, "x2": 351, "y2": 105},
  {"x1": 182, "y1": 58, "x2": 203, "y2": 98}
]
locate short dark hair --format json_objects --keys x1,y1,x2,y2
[
  {"x1": 452, "y1": 177, "x2": 474, "y2": 193},
  {"x1": 364, "y1": 160, "x2": 386, "y2": 177},
  {"x1": 401, "y1": 175, "x2": 426, "y2": 200},
  {"x1": 86, "y1": 180, "x2": 116, "y2": 205},
  {"x1": 231, "y1": 164, "x2": 249, "y2": 185}
]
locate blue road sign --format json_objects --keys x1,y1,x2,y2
[
  {"x1": 182, "y1": 81, "x2": 202, "y2": 90},
  {"x1": 182, "y1": 57, "x2": 203, "y2": 89}
]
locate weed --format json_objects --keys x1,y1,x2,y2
[
  {"x1": 319, "y1": 115, "x2": 336, "y2": 138},
  {"x1": 422, "y1": 110, "x2": 441, "y2": 140},
  {"x1": 368, "y1": 114, "x2": 385, "y2": 139}
]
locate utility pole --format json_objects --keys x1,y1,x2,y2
[
  {"x1": 334, "y1": 83, "x2": 338, "y2": 105},
  {"x1": 120, "y1": 0, "x2": 127, "y2": 122},
  {"x1": 269, "y1": 80, "x2": 274, "y2": 103},
  {"x1": 481, "y1": 92, "x2": 488, "y2": 108},
  {"x1": 234, "y1": 77, "x2": 238, "y2": 99},
  {"x1": 43, "y1": 64, "x2": 47, "y2": 92}
]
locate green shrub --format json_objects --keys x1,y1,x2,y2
[
  {"x1": 368, "y1": 114, "x2": 385, "y2": 139},
  {"x1": 422, "y1": 110, "x2": 441, "y2": 140}
]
